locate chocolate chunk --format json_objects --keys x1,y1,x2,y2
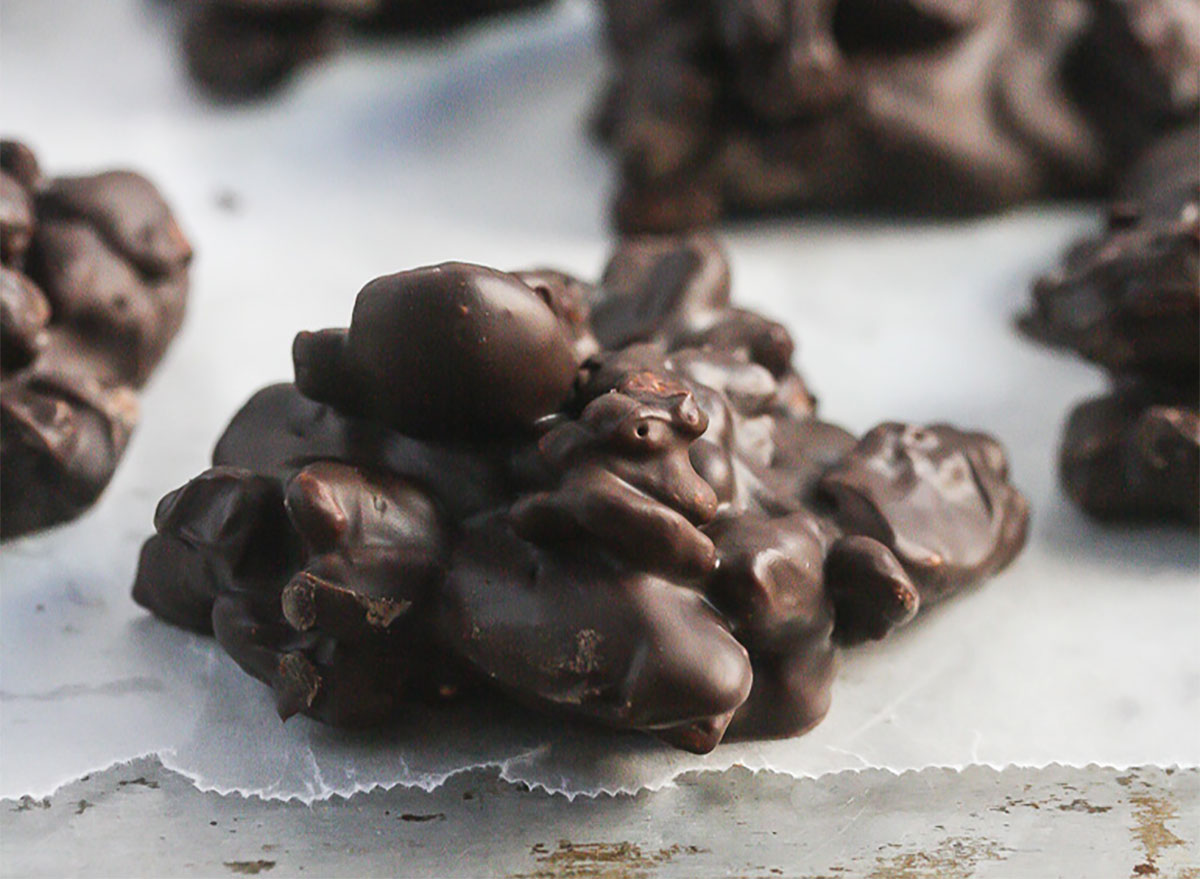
[
  {"x1": 598, "y1": 0, "x2": 1199, "y2": 231},
  {"x1": 0, "y1": 140, "x2": 191, "y2": 540},
  {"x1": 134, "y1": 233, "x2": 1027, "y2": 749},
  {"x1": 1021, "y1": 127, "x2": 1199, "y2": 526}
]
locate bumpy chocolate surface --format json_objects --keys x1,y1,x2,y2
[
  {"x1": 1021, "y1": 127, "x2": 1199, "y2": 526},
  {"x1": 166, "y1": 0, "x2": 552, "y2": 101},
  {"x1": 0, "y1": 140, "x2": 192, "y2": 540},
  {"x1": 134, "y1": 235, "x2": 1028, "y2": 750},
  {"x1": 597, "y1": 0, "x2": 1200, "y2": 231}
]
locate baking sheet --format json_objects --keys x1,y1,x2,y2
[{"x1": 1, "y1": 0, "x2": 1197, "y2": 802}]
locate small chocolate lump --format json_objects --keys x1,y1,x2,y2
[
  {"x1": 1, "y1": 140, "x2": 192, "y2": 540},
  {"x1": 1021, "y1": 127, "x2": 1199, "y2": 526},
  {"x1": 596, "y1": 0, "x2": 1200, "y2": 231},
  {"x1": 165, "y1": 0, "x2": 553, "y2": 101},
  {"x1": 133, "y1": 234, "x2": 1028, "y2": 751}
]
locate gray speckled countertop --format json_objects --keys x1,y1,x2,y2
[{"x1": 3, "y1": 761, "x2": 1197, "y2": 877}]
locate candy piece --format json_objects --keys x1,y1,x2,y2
[
  {"x1": 134, "y1": 234, "x2": 1028, "y2": 749},
  {"x1": 0, "y1": 140, "x2": 191, "y2": 539},
  {"x1": 598, "y1": 0, "x2": 1199, "y2": 231},
  {"x1": 168, "y1": 0, "x2": 554, "y2": 101},
  {"x1": 1021, "y1": 127, "x2": 1199, "y2": 526}
]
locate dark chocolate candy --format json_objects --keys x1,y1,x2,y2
[
  {"x1": 0, "y1": 140, "x2": 191, "y2": 540},
  {"x1": 134, "y1": 234, "x2": 1028, "y2": 750},
  {"x1": 166, "y1": 0, "x2": 553, "y2": 101},
  {"x1": 1021, "y1": 127, "x2": 1199, "y2": 526},
  {"x1": 597, "y1": 0, "x2": 1199, "y2": 231}
]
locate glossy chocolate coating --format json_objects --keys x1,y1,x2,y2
[
  {"x1": 0, "y1": 140, "x2": 191, "y2": 540},
  {"x1": 166, "y1": 0, "x2": 553, "y2": 101},
  {"x1": 820, "y1": 423, "x2": 1029, "y2": 605},
  {"x1": 443, "y1": 515, "x2": 752, "y2": 753},
  {"x1": 598, "y1": 0, "x2": 1199, "y2": 231},
  {"x1": 134, "y1": 234, "x2": 1028, "y2": 750},
  {"x1": 294, "y1": 263, "x2": 581, "y2": 441},
  {"x1": 511, "y1": 373, "x2": 720, "y2": 580},
  {"x1": 1022, "y1": 127, "x2": 1199, "y2": 384},
  {"x1": 1021, "y1": 127, "x2": 1199, "y2": 526},
  {"x1": 1060, "y1": 386, "x2": 1199, "y2": 526}
]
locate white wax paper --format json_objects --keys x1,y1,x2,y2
[{"x1": 1, "y1": 0, "x2": 1197, "y2": 802}]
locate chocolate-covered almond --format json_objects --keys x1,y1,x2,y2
[
  {"x1": 1020, "y1": 131, "x2": 1199, "y2": 384},
  {"x1": 38, "y1": 172, "x2": 192, "y2": 278},
  {"x1": 0, "y1": 267, "x2": 50, "y2": 372},
  {"x1": 294, "y1": 264, "x2": 580, "y2": 441},
  {"x1": 705, "y1": 510, "x2": 833, "y2": 649}
]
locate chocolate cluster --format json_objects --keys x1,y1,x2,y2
[
  {"x1": 0, "y1": 140, "x2": 192, "y2": 540},
  {"x1": 167, "y1": 0, "x2": 552, "y2": 101},
  {"x1": 133, "y1": 235, "x2": 1028, "y2": 751},
  {"x1": 597, "y1": 0, "x2": 1200, "y2": 231},
  {"x1": 1021, "y1": 127, "x2": 1199, "y2": 526}
]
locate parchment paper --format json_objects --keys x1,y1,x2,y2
[{"x1": 1, "y1": 0, "x2": 1196, "y2": 802}]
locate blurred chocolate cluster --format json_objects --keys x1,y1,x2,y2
[
  {"x1": 597, "y1": 0, "x2": 1200, "y2": 231},
  {"x1": 167, "y1": 0, "x2": 553, "y2": 101},
  {"x1": 1022, "y1": 127, "x2": 1199, "y2": 526},
  {"x1": 133, "y1": 235, "x2": 1028, "y2": 750},
  {"x1": 0, "y1": 140, "x2": 192, "y2": 540}
]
